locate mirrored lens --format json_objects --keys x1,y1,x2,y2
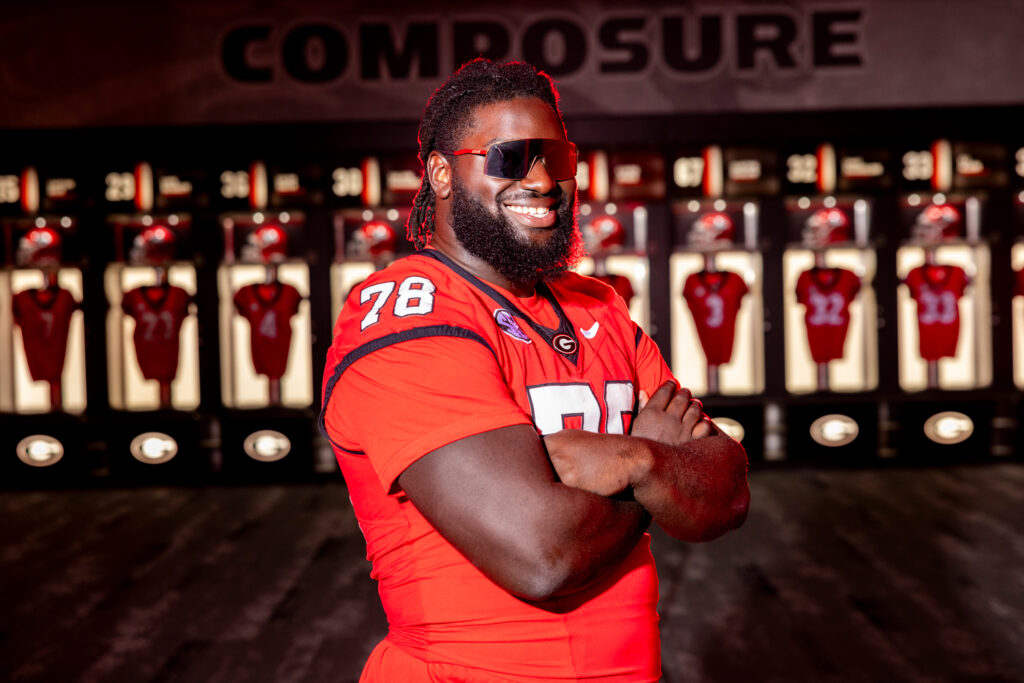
[
  {"x1": 534, "y1": 140, "x2": 577, "y2": 180},
  {"x1": 485, "y1": 139, "x2": 577, "y2": 180}
]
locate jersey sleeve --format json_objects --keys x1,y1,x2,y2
[
  {"x1": 324, "y1": 335, "x2": 532, "y2": 493},
  {"x1": 11, "y1": 292, "x2": 24, "y2": 326},
  {"x1": 634, "y1": 324, "x2": 676, "y2": 397},
  {"x1": 904, "y1": 268, "x2": 922, "y2": 299},
  {"x1": 844, "y1": 270, "x2": 861, "y2": 299},
  {"x1": 682, "y1": 272, "x2": 699, "y2": 303},
  {"x1": 232, "y1": 286, "x2": 249, "y2": 316},
  {"x1": 122, "y1": 288, "x2": 139, "y2": 317},
  {"x1": 284, "y1": 283, "x2": 302, "y2": 316},
  {"x1": 794, "y1": 271, "x2": 810, "y2": 305},
  {"x1": 733, "y1": 272, "x2": 749, "y2": 298},
  {"x1": 952, "y1": 266, "x2": 969, "y2": 296}
]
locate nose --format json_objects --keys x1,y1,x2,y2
[{"x1": 520, "y1": 155, "x2": 557, "y2": 194}]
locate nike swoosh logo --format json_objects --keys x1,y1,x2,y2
[{"x1": 580, "y1": 322, "x2": 600, "y2": 339}]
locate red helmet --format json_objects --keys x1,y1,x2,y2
[
  {"x1": 131, "y1": 225, "x2": 176, "y2": 264},
  {"x1": 353, "y1": 221, "x2": 397, "y2": 257},
  {"x1": 913, "y1": 203, "x2": 962, "y2": 242},
  {"x1": 17, "y1": 227, "x2": 62, "y2": 267},
  {"x1": 688, "y1": 211, "x2": 735, "y2": 247},
  {"x1": 245, "y1": 224, "x2": 288, "y2": 263},
  {"x1": 583, "y1": 215, "x2": 626, "y2": 254},
  {"x1": 802, "y1": 207, "x2": 851, "y2": 247}
]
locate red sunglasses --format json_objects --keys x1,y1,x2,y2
[{"x1": 440, "y1": 138, "x2": 578, "y2": 181}]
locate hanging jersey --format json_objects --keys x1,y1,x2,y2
[
  {"x1": 233, "y1": 282, "x2": 302, "y2": 379},
  {"x1": 12, "y1": 286, "x2": 77, "y2": 383},
  {"x1": 905, "y1": 264, "x2": 969, "y2": 360},
  {"x1": 592, "y1": 272, "x2": 636, "y2": 306},
  {"x1": 795, "y1": 267, "x2": 861, "y2": 363},
  {"x1": 320, "y1": 249, "x2": 673, "y2": 681},
  {"x1": 122, "y1": 284, "x2": 192, "y2": 382},
  {"x1": 682, "y1": 270, "x2": 748, "y2": 366}
]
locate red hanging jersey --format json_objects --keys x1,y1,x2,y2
[
  {"x1": 12, "y1": 286, "x2": 78, "y2": 383},
  {"x1": 233, "y1": 282, "x2": 302, "y2": 379},
  {"x1": 795, "y1": 267, "x2": 861, "y2": 363},
  {"x1": 905, "y1": 264, "x2": 969, "y2": 360},
  {"x1": 592, "y1": 272, "x2": 636, "y2": 306},
  {"x1": 682, "y1": 270, "x2": 748, "y2": 366},
  {"x1": 320, "y1": 250, "x2": 674, "y2": 681},
  {"x1": 122, "y1": 284, "x2": 192, "y2": 382}
]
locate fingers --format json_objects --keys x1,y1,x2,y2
[
  {"x1": 691, "y1": 417, "x2": 714, "y2": 439},
  {"x1": 638, "y1": 390, "x2": 650, "y2": 410},
  {"x1": 665, "y1": 385, "x2": 693, "y2": 419},
  {"x1": 642, "y1": 381, "x2": 677, "y2": 411},
  {"x1": 680, "y1": 397, "x2": 703, "y2": 432}
]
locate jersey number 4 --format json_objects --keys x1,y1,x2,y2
[{"x1": 360, "y1": 277, "x2": 436, "y2": 330}]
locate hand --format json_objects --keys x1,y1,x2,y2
[{"x1": 632, "y1": 381, "x2": 715, "y2": 447}]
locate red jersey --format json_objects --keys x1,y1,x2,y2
[
  {"x1": 122, "y1": 284, "x2": 191, "y2": 382},
  {"x1": 320, "y1": 249, "x2": 673, "y2": 681},
  {"x1": 233, "y1": 282, "x2": 302, "y2": 379},
  {"x1": 1015, "y1": 267, "x2": 1024, "y2": 298},
  {"x1": 682, "y1": 270, "x2": 748, "y2": 366},
  {"x1": 592, "y1": 272, "x2": 635, "y2": 306},
  {"x1": 794, "y1": 267, "x2": 861, "y2": 363},
  {"x1": 905, "y1": 264, "x2": 969, "y2": 360},
  {"x1": 12, "y1": 286, "x2": 77, "y2": 383}
]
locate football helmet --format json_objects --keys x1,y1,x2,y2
[
  {"x1": 802, "y1": 207, "x2": 851, "y2": 248},
  {"x1": 17, "y1": 226, "x2": 62, "y2": 267},
  {"x1": 131, "y1": 225, "x2": 177, "y2": 265},
  {"x1": 352, "y1": 221, "x2": 397, "y2": 257},
  {"x1": 244, "y1": 224, "x2": 288, "y2": 263},
  {"x1": 688, "y1": 211, "x2": 735, "y2": 247},
  {"x1": 583, "y1": 215, "x2": 626, "y2": 254},
  {"x1": 913, "y1": 203, "x2": 962, "y2": 242}
]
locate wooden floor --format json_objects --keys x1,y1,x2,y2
[{"x1": 2, "y1": 462, "x2": 1023, "y2": 682}]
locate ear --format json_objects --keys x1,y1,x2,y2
[{"x1": 427, "y1": 150, "x2": 452, "y2": 200}]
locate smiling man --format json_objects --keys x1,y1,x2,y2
[{"x1": 320, "y1": 59, "x2": 749, "y2": 682}]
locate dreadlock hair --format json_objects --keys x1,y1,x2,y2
[{"x1": 406, "y1": 58, "x2": 566, "y2": 249}]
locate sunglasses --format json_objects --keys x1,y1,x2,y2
[{"x1": 440, "y1": 138, "x2": 578, "y2": 181}]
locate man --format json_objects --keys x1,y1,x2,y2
[{"x1": 320, "y1": 59, "x2": 749, "y2": 681}]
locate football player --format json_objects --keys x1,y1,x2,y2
[{"x1": 320, "y1": 59, "x2": 748, "y2": 681}]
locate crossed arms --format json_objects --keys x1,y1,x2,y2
[{"x1": 397, "y1": 381, "x2": 750, "y2": 602}]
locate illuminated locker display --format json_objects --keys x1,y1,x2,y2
[
  {"x1": 4, "y1": 267, "x2": 86, "y2": 414},
  {"x1": 669, "y1": 199, "x2": 764, "y2": 396},
  {"x1": 780, "y1": 196, "x2": 878, "y2": 394},
  {"x1": 105, "y1": 264, "x2": 200, "y2": 411},
  {"x1": 219, "y1": 213, "x2": 313, "y2": 409},
  {"x1": 895, "y1": 194, "x2": 992, "y2": 391}
]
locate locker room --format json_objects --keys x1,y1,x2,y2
[{"x1": 1, "y1": 1, "x2": 1022, "y2": 681}]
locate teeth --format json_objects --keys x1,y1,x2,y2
[{"x1": 506, "y1": 205, "x2": 550, "y2": 217}]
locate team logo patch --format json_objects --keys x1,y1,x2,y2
[
  {"x1": 494, "y1": 309, "x2": 531, "y2": 343},
  {"x1": 552, "y1": 333, "x2": 578, "y2": 355}
]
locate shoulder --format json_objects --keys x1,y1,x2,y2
[{"x1": 336, "y1": 252, "x2": 490, "y2": 345}]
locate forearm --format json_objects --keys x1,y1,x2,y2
[
  {"x1": 631, "y1": 434, "x2": 749, "y2": 542},
  {"x1": 400, "y1": 425, "x2": 650, "y2": 603},
  {"x1": 545, "y1": 429, "x2": 749, "y2": 542}
]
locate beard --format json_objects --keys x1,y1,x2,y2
[{"x1": 449, "y1": 175, "x2": 583, "y2": 288}]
